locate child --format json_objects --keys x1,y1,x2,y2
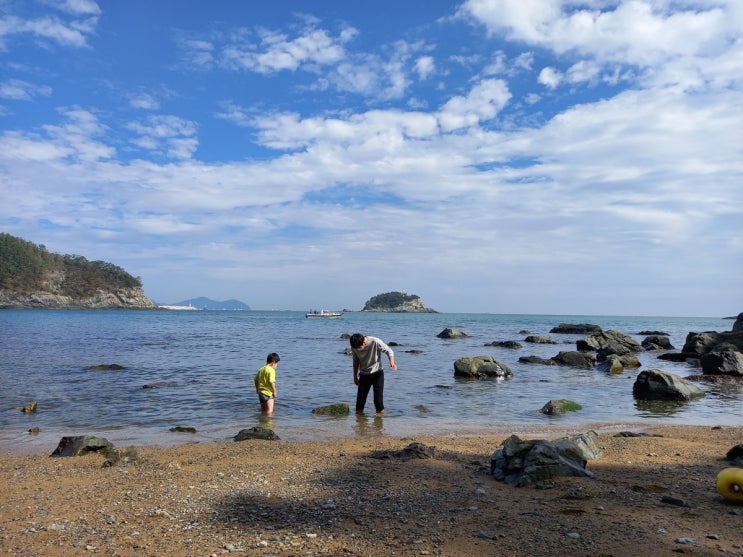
[{"x1": 254, "y1": 352, "x2": 280, "y2": 414}]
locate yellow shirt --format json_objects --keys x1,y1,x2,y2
[{"x1": 254, "y1": 364, "x2": 276, "y2": 396}]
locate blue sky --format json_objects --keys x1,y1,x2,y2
[{"x1": 1, "y1": 0, "x2": 741, "y2": 315}]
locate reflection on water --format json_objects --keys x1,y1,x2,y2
[
  {"x1": 354, "y1": 414, "x2": 384, "y2": 437},
  {"x1": 634, "y1": 399, "x2": 691, "y2": 417}
]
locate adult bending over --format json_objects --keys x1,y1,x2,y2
[{"x1": 349, "y1": 333, "x2": 397, "y2": 416}]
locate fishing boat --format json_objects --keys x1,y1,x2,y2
[{"x1": 305, "y1": 309, "x2": 342, "y2": 318}]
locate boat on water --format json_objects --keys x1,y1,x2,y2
[{"x1": 305, "y1": 309, "x2": 342, "y2": 318}]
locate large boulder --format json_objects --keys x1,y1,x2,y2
[
  {"x1": 632, "y1": 369, "x2": 705, "y2": 401},
  {"x1": 453, "y1": 356, "x2": 512, "y2": 379},
  {"x1": 732, "y1": 313, "x2": 743, "y2": 333},
  {"x1": 234, "y1": 427, "x2": 280, "y2": 441},
  {"x1": 642, "y1": 335, "x2": 674, "y2": 351},
  {"x1": 682, "y1": 331, "x2": 743, "y2": 356},
  {"x1": 551, "y1": 351, "x2": 596, "y2": 369},
  {"x1": 577, "y1": 330, "x2": 643, "y2": 359},
  {"x1": 50, "y1": 435, "x2": 119, "y2": 463},
  {"x1": 490, "y1": 431, "x2": 603, "y2": 487},
  {"x1": 700, "y1": 349, "x2": 743, "y2": 376},
  {"x1": 437, "y1": 328, "x2": 468, "y2": 339}
]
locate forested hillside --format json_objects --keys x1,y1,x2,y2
[{"x1": 0, "y1": 233, "x2": 154, "y2": 308}]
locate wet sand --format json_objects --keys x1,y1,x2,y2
[{"x1": 2, "y1": 424, "x2": 742, "y2": 556}]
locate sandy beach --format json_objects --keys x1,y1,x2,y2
[{"x1": 2, "y1": 424, "x2": 742, "y2": 556}]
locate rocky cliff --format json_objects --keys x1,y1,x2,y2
[
  {"x1": 0, "y1": 287, "x2": 157, "y2": 309},
  {"x1": 0, "y1": 233, "x2": 158, "y2": 310}
]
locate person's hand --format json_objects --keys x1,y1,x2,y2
[{"x1": 390, "y1": 362, "x2": 398, "y2": 371}]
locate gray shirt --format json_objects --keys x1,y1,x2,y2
[{"x1": 352, "y1": 336, "x2": 394, "y2": 375}]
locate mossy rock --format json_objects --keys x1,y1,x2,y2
[
  {"x1": 540, "y1": 399, "x2": 583, "y2": 415},
  {"x1": 312, "y1": 403, "x2": 350, "y2": 416}
]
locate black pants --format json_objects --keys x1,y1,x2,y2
[{"x1": 356, "y1": 370, "x2": 384, "y2": 413}]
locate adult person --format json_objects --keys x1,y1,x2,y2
[
  {"x1": 349, "y1": 333, "x2": 397, "y2": 416},
  {"x1": 254, "y1": 352, "x2": 280, "y2": 415}
]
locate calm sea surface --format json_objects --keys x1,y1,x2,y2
[{"x1": 1, "y1": 310, "x2": 740, "y2": 453}]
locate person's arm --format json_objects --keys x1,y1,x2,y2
[
  {"x1": 377, "y1": 339, "x2": 397, "y2": 371},
  {"x1": 270, "y1": 381, "x2": 277, "y2": 398},
  {"x1": 353, "y1": 359, "x2": 360, "y2": 385},
  {"x1": 254, "y1": 376, "x2": 260, "y2": 393}
]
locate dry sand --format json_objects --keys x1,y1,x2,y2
[{"x1": 2, "y1": 425, "x2": 742, "y2": 556}]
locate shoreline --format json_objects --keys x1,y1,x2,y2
[
  {"x1": 1, "y1": 424, "x2": 742, "y2": 556},
  {"x1": 0, "y1": 414, "x2": 743, "y2": 455},
  {"x1": 1, "y1": 416, "x2": 724, "y2": 456}
]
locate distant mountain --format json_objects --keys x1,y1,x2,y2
[{"x1": 172, "y1": 297, "x2": 251, "y2": 310}]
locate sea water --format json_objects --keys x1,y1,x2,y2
[{"x1": 1, "y1": 310, "x2": 740, "y2": 453}]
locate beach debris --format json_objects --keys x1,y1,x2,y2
[
  {"x1": 661, "y1": 495, "x2": 689, "y2": 507},
  {"x1": 28, "y1": 426, "x2": 40, "y2": 435},
  {"x1": 437, "y1": 327, "x2": 467, "y2": 339},
  {"x1": 21, "y1": 401, "x2": 37, "y2": 413},
  {"x1": 233, "y1": 427, "x2": 280, "y2": 441},
  {"x1": 370, "y1": 442, "x2": 436, "y2": 461},
  {"x1": 540, "y1": 399, "x2": 582, "y2": 415},
  {"x1": 50, "y1": 435, "x2": 120, "y2": 464},
  {"x1": 490, "y1": 431, "x2": 603, "y2": 487},
  {"x1": 312, "y1": 403, "x2": 350, "y2": 416},
  {"x1": 453, "y1": 355, "x2": 512, "y2": 379},
  {"x1": 632, "y1": 369, "x2": 705, "y2": 401}
]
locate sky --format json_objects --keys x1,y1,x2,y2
[{"x1": 1, "y1": 0, "x2": 742, "y2": 315}]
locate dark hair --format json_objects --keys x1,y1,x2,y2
[
  {"x1": 349, "y1": 333, "x2": 365, "y2": 348},
  {"x1": 266, "y1": 352, "x2": 280, "y2": 364}
]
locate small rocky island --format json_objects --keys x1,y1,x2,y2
[
  {"x1": 0, "y1": 233, "x2": 156, "y2": 309},
  {"x1": 361, "y1": 291, "x2": 437, "y2": 313}
]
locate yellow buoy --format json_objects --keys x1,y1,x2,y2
[{"x1": 716, "y1": 468, "x2": 743, "y2": 502}]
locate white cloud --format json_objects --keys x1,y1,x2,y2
[
  {"x1": 125, "y1": 115, "x2": 199, "y2": 160},
  {"x1": 220, "y1": 25, "x2": 352, "y2": 73},
  {"x1": 415, "y1": 55, "x2": 435, "y2": 79},
  {"x1": 54, "y1": 0, "x2": 101, "y2": 16},
  {"x1": 537, "y1": 66, "x2": 562, "y2": 88},
  {"x1": 0, "y1": 10, "x2": 98, "y2": 48},
  {"x1": 0, "y1": 79, "x2": 52, "y2": 100},
  {"x1": 129, "y1": 93, "x2": 160, "y2": 110},
  {"x1": 438, "y1": 78, "x2": 511, "y2": 131}
]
